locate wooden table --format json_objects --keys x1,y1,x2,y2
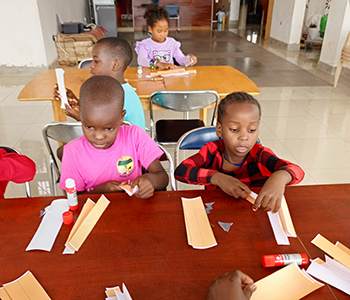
[
  {"x1": 0, "y1": 186, "x2": 344, "y2": 299},
  {"x1": 17, "y1": 66, "x2": 260, "y2": 123}
]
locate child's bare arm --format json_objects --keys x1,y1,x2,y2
[
  {"x1": 211, "y1": 172, "x2": 251, "y2": 199},
  {"x1": 131, "y1": 159, "x2": 168, "y2": 199},
  {"x1": 88, "y1": 180, "x2": 123, "y2": 194},
  {"x1": 253, "y1": 170, "x2": 292, "y2": 213}
]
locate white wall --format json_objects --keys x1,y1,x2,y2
[
  {"x1": 230, "y1": 0, "x2": 240, "y2": 21},
  {"x1": 0, "y1": 1, "x2": 47, "y2": 67},
  {"x1": 319, "y1": 0, "x2": 350, "y2": 67},
  {"x1": 0, "y1": 0, "x2": 87, "y2": 68}
]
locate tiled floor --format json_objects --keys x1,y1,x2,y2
[{"x1": 1, "y1": 27, "x2": 350, "y2": 198}]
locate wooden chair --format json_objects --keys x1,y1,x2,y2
[{"x1": 334, "y1": 31, "x2": 350, "y2": 88}]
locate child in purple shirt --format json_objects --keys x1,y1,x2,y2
[{"x1": 135, "y1": 4, "x2": 197, "y2": 70}]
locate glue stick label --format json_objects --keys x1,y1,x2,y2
[{"x1": 277, "y1": 254, "x2": 302, "y2": 266}]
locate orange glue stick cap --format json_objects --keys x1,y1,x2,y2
[{"x1": 63, "y1": 211, "x2": 73, "y2": 225}]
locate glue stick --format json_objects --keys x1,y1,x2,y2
[
  {"x1": 262, "y1": 253, "x2": 308, "y2": 268},
  {"x1": 65, "y1": 178, "x2": 78, "y2": 211}
]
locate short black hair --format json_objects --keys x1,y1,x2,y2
[
  {"x1": 80, "y1": 76, "x2": 124, "y2": 111},
  {"x1": 95, "y1": 37, "x2": 132, "y2": 71},
  {"x1": 144, "y1": 4, "x2": 169, "y2": 28},
  {"x1": 217, "y1": 92, "x2": 261, "y2": 123}
]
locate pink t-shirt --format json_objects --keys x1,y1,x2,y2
[
  {"x1": 135, "y1": 37, "x2": 191, "y2": 67},
  {"x1": 59, "y1": 125, "x2": 163, "y2": 192}
]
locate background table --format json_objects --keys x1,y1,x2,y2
[
  {"x1": 0, "y1": 186, "x2": 343, "y2": 299},
  {"x1": 18, "y1": 66, "x2": 259, "y2": 123}
]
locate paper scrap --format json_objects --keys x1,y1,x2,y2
[
  {"x1": 205, "y1": 202, "x2": 214, "y2": 215},
  {"x1": 105, "y1": 283, "x2": 132, "y2": 300},
  {"x1": 218, "y1": 221, "x2": 233, "y2": 232},
  {"x1": 248, "y1": 192, "x2": 296, "y2": 245},
  {"x1": 306, "y1": 256, "x2": 350, "y2": 295},
  {"x1": 311, "y1": 234, "x2": 350, "y2": 269},
  {"x1": 120, "y1": 184, "x2": 139, "y2": 196},
  {"x1": 26, "y1": 199, "x2": 69, "y2": 252},
  {"x1": 55, "y1": 68, "x2": 70, "y2": 109},
  {"x1": 2, "y1": 271, "x2": 51, "y2": 300},
  {"x1": 250, "y1": 263, "x2": 323, "y2": 300},
  {"x1": 181, "y1": 197, "x2": 217, "y2": 249},
  {"x1": 68, "y1": 195, "x2": 110, "y2": 252}
]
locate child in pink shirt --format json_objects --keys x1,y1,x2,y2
[
  {"x1": 59, "y1": 76, "x2": 168, "y2": 198},
  {"x1": 135, "y1": 4, "x2": 197, "y2": 70}
]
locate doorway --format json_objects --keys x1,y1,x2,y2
[{"x1": 117, "y1": 0, "x2": 134, "y2": 31}]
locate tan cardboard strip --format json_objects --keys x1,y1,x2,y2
[
  {"x1": 312, "y1": 234, "x2": 350, "y2": 269},
  {"x1": 69, "y1": 195, "x2": 110, "y2": 251},
  {"x1": 181, "y1": 197, "x2": 217, "y2": 249},
  {"x1": 64, "y1": 198, "x2": 95, "y2": 252},
  {"x1": 250, "y1": 263, "x2": 323, "y2": 300},
  {"x1": 106, "y1": 286, "x2": 121, "y2": 297},
  {"x1": 0, "y1": 287, "x2": 12, "y2": 300},
  {"x1": 336, "y1": 241, "x2": 350, "y2": 256},
  {"x1": 279, "y1": 196, "x2": 297, "y2": 237},
  {"x1": 3, "y1": 271, "x2": 51, "y2": 300}
]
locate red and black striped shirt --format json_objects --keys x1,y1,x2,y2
[{"x1": 175, "y1": 140, "x2": 304, "y2": 187}]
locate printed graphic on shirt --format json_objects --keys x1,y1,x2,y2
[
  {"x1": 153, "y1": 50, "x2": 171, "y2": 63},
  {"x1": 117, "y1": 156, "x2": 135, "y2": 176}
]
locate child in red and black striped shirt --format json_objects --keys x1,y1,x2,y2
[{"x1": 175, "y1": 92, "x2": 304, "y2": 213}]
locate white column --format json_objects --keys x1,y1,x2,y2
[
  {"x1": 318, "y1": 0, "x2": 350, "y2": 72},
  {"x1": 270, "y1": 0, "x2": 306, "y2": 49}
]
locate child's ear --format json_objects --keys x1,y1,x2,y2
[
  {"x1": 112, "y1": 59, "x2": 121, "y2": 71},
  {"x1": 216, "y1": 122, "x2": 222, "y2": 138},
  {"x1": 120, "y1": 110, "x2": 126, "y2": 124}
]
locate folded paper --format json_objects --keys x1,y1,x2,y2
[
  {"x1": 248, "y1": 192, "x2": 296, "y2": 245},
  {"x1": 26, "y1": 199, "x2": 69, "y2": 252},
  {"x1": 251, "y1": 263, "x2": 323, "y2": 300},
  {"x1": 181, "y1": 197, "x2": 217, "y2": 249},
  {"x1": 120, "y1": 184, "x2": 139, "y2": 196},
  {"x1": 2, "y1": 271, "x2": 51, "y2": 300},
  {"x1": 306, "y1": 256, "x2": 350, "y2": 295},
  {"x1": 147, "y1": 68, "x2": 197, "y2": 77},
  {"x1": 105, "y1": 283, "x2": 132, "y2": 300},
  {"x1": 64, "y1": 195, "x2": 110, "y2": 254},
  {"x1": 55, "y1": 68, "x2": 70, "y2": 109}
]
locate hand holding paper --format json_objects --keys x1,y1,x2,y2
[{"x1": 55, "y1": 68, "x2": 71, "y2": 109}]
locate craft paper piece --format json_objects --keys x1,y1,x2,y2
[
  {"x1": 105, "y1": 283, "x2": 132, "y2": 300},
  {"x1": 68, "y1": 195, "x2": 110, "y2": 251},
  {"x1": 0, "y1": 287, "x2": 12, "y2": 300},
  {"x1": 250, "y1": 263, "x2": 323, "y2": 300},
  {"x1": 181, "y1": 197, "x2": 217, "y2": 249},
  {"x1": 55, "y1": 68, "x2": 70, "y2": 109},
  {"x1": 120, "y1": 184, "x2": 139, "y2": 196},
  {"x1": 147, "y1": 68, "x2": 197, "y2": 77},
  {"x1": 311, "y1": 234, "x2": 350, "y2": 269},
  {"x1": 306, "y1": 256, "x2": 350, "y2": 295},
  {"x1": 3, "y1": 271, "x2": 51, "y2": 300},
  {"x1": 205, "y1": 202, "x2": 214, "y2": 215},
  {"x1": 218, "y1": 221, "x2": 233, "y2": 232},
  {"x1": 26, "y1": 199, "x2": 69, "y2": 252},
  {"x1": 248, "y1": 192, "x2": 296, "y2": 245},
  {"x1": 63, "y1": 198, "x2": 95, "y2": 254}
]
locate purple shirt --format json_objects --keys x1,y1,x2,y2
[
  {"x1": 59, "y1": 125, "x2": 163, "y2": 192},
  {"x1": 135, "y1": 37, "x2": 191, "y2": 67}
]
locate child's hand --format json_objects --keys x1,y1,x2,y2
[
  {"x1": 131, "y1": 175, "x2": 154, "y2": 199},
  {"x1": 207, "y1": 270, "x2": 256, "y2": 300},
  {"x1": 211, "y1": 172, "x2": 251, "y2": 199},
  {"x1": 188, "y1": 53, "x2": 197, "y2": 66},
  {"x1": 53, "y1": 84, "x2": 78, "y2": 103},
  {"x1": 155, "y1": 62, "x2": 177, "y2": 71},
  {"x1": 90, "y1": 180, "x2": 123, "y2": 194},
  {"x1": 253, "y1": 170, "x2": 292, "y2": 213}
]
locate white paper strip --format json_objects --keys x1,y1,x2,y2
[
  {"x1": 267, "y1": 211, "x2": 290, "y2": 245},
  {"x1": 26, "y1": 199, "x2": 69, "y2": 251},
  {"x1": 55, "y1": 68, "x2": 70, "y2": 109}
]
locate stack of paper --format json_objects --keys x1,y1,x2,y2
[
  {"x1": 26, "y1": 199, "x2": 69, "y2": 252},
  {"x1": 63, "y1": 195, "x2": 110, "y2": 254},
  {"x1": 181, "y1": 197, "x2": 217, "y2": 249},
  {"x1": 105, "y1": 283, "x2": 132, "y2": 300},
  {"x1": 305, "y1": 234, "x2": 350, "y2": 295},
  {"x1": 247, "y1": 192, "x2": 296, "y2": 245},
  {"x1": 251, "y1": 263, "x2": 323, "y2": 300},
  {"x1": 0, "y1": 271, "x2": 51, "y2": 300}
]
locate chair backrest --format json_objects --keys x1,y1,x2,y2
[
  {"x1": 0, "y1": 146, "x2": 32, "y2": 197},
  {"x1": 78, "y1": 58, "x2": 92, "y2": 69},
  {"x1": 165, "y1": 5, "x2": 179, "y2": 16},
  {"x1": 157, "y1": 143, "x2": 176, "y2": 191}
]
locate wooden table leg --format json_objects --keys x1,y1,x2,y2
[
  {"x1": 200, "y1": 108, "x2": 208, "y2": 125},
  {"x1": 51, "y1": 100, "x2": 67, "y2": 122}
]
